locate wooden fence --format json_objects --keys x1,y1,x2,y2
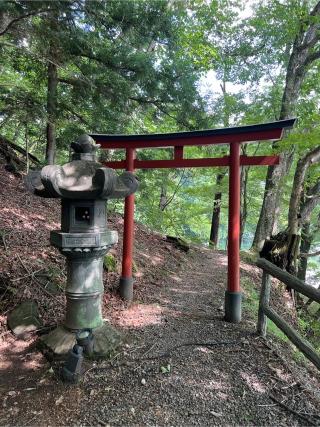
[{"x1": 256, "y1": 258, "x2": 320, "y2": 370}]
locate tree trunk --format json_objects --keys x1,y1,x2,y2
[
  {"x1": 252, "y1": 152, "x2": 294, "y2": 250},
  {"x1": 209, "y1": 173, "x2": 223, "y2": 248},
  {"x1": 209, "y1": 77, "x2": 229, "y2": 248},
  {"x1": 45, "y1": 9, "x2": 59, "y2": 165},
  {"x1": 159, "y1": 184, "x2": 167, "y2": 211},
  {"x1": 288, "y1": 146, "x2": 320, "y2": 235},
  {"x1": 252, "y1": 2, "x2": 320, "y2": 250},
  {"x1": 297, "y1": 221, "x2": 312, "y2": 281},
  {"x1": 260, "y1": 166, "x2": 320, "y2": 279},
  {"x1": 45, "y1": 56, "x2": 58, "y2": 165},
  {"x1": 299, "y1": 211, "x2": 320, "y2": 281},
  {"x1": 25, "y1": 125, "x2": 29, "y2": 173},
  {"x1": 240, "y1": 163, "x2": 249, "y2": 246}
]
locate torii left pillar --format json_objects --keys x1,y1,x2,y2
[{"x1": 119, "y1": 147, "x2": 136, "y2": 301}]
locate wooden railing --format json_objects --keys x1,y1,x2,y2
[{"x1": 256, "y1": 258, "x2": 320, "y2": 370}]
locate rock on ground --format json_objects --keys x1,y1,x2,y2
[{"x1": 7, "y1": 301, "x2": 42, "y2": 337}]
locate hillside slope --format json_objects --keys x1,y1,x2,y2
[{"x1": 0, "y1": 163, "x2": 320, "y2": 426}]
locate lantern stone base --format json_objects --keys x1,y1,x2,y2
[{"x1": 40, "y1": 322, "x2": 122, "y2": 358}]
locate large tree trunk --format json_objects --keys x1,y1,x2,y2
[
  {"x1": 298, "y1": 212, "x2": 320, "y2": 281},
  {"x1": 260, "y1": 159, "x2": 320, "y2": 278},
  {"x1": 288, "y1": 146, "x2": 320, "y2": 234},
  {"x1": 252, "y1": 1, "x2": 320, "y2": 251},
  {"x1": 252, "y1": 151, "x2": 294, "y2": 250}
]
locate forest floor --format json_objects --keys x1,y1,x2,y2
[{"x1": 0, "y1": 163, "x2": 320, "y2": 426}]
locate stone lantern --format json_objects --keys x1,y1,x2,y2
[{"x1": 27, "y1": 135, "x2": 138, "y2": 355}]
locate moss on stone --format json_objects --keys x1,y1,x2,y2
[{"x1": 103, "y1": 253, "x2": 117, "y2": 272}]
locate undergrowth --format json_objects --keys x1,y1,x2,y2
[
  {"x1": 240, "y1": 277, "x2": 320, "y2": 362},
  {"x1": 297, "y1": 312, "x2": 320, "y2": 353},
  {"x1": 240, "y1": 253, "x2": 319, "y2": 358}
]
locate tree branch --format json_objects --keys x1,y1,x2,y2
[
  {"x1": 300, "y1": 179, "x2": 320, "y2": 220},
  {"x1": 0, "y1": 134, "x2": 40, "y2": 164},
  {"x1": 66, "y1": 108, "x2": 90, "y2": 126},
  {"x1": 162, "y1": 170, "x2": 187, "y2": 210},
  {"x1": 300, "y1": 250, "x2": 320, "y2": 258},
  {"x1": 128, "y1": 96, "x2": 163, "y2": 104},
  {"x1": 305, "y1": 49, "x2": 320, "y2": 66},
  {"x1": 298, "y1": 1, "x2": 320, "y2": 51},
  {"x1": 58, "y1": 77, "x2": 82, "y2": 86},
  {"x1": 0, "y1": 8, "x2": 52, "y2": 37},
  {"x1": 78, "y1": 51, "x2": 139, "y2": 75},
  {"x1": 153, "y1": 102, "x2": 196, "y2": 131},
  {"x1": 310, "y1": 1, "x2": 320, "y2": 17}
]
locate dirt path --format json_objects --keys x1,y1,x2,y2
[{"x1": 1, "y1": 247, "x2": 320, "y2": 426}]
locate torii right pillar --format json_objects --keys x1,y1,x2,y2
[{"x1": 225, "y1": 141, "x2": 242, "y2": 323}]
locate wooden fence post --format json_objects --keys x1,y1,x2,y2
[{"x1": 257, "y1": 271, "x2": 271, "y2": 337}]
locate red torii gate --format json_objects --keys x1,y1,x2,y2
[{"x1": 90, "y1": 118, "x2": 295, "y2": 323}]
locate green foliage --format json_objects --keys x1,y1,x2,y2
[
  {"x1": 297, "y1": 311, "x2": 320, "y2": 352},
  {"x1": 267, "y1": 320, "x2": 289, "y2": 343},
  {"x1": 241, "y1": 278, "x2": 260, "y2": 316},
  {"x1": 241, "y1": 277, "x2": 289, "y2": 343},
  {"x1": 103, "y1": 254, "x2": 118, "y2": 273},
  {"x1": 160, "y1": 364, "x2": 171, "y2": 374},
  {"x1": 1, "y1": 0, "x2": 206, "y2": 161}
]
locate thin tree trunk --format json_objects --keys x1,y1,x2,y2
[
  {"x1": 25, "y1": 125, "x2": 29, "y2": 173},
  {"x1": 209, "y1": 77, "x2": 229, "y2": 248},
  {"x1": 209, "y1": 173, "x2": 223, "y2": 248},
  {"x1": 240, "y1": 164, "x2": 249, "y2": 246},
  {"x1": 297, "y1": 221, "x2": 312, "y2": 281},
  {"x1": 45, "y1": 56, "x2": 58, "y2": 165},
  {"x1": 159, "y1": 184, "x2": 167, "y2": 211},
  {"x1": 44, "y1": 9, "x2": 59, "y2": 167}
]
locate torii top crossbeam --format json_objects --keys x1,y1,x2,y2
[{"x1": 90, "y1": 118, "x2": 296, "y2": 323}]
